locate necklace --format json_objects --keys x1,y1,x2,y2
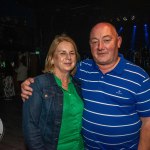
[{"x1": 62, "y1": 79, "x2": 69, "y2": 89}]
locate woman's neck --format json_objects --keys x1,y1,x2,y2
[
  {"x1": 53, "y1": 71, "x2": 70, "y2": 90},
  {"x1": 61, "y1": 76, "x2": 70, "y2": 90}
]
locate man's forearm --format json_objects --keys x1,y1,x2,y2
[{"x1": 138, "y1": 119, "x2": 150, "y2": 150}]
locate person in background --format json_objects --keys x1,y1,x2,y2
[
  {"x1": 3, "y1": 60, "x2": 15, "y2": 99},
  {"x1": 22, "y1": 34, "x2": 84, "y2": 150},
  {"x1": 15, "y1": 56, "x2": 28, "y2": 95},
  {"x1": 21, "y1": 22, "x2": 150, "y2": 150}
]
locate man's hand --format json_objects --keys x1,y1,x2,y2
[{"x1": 21, "y1": 78, "x2": 34, "y2": 101}]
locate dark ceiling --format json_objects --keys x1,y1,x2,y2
[
  {"x1": 15, "y1": 0, "x2": 150, "y2": 15},
  {"x1": 1, "y1": 0, "x2": 150, "y2": 54},
  {"x1": 0, "y1": 0, "x2": 147, "y2": 18}
]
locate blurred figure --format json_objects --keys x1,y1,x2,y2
[
  {"x1": 3, "y1": 60, "x2": 15, "y2": 100},
  {"x1": 15, "y1": 56, "x2": 28, "y2": 95}
]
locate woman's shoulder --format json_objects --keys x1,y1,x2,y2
[
  {"x1": 33, "y1": 73, "x2": 55, "y2": 87},
  {"x1": 34, "y1": 73, "x2": 53, "y2": 80}
]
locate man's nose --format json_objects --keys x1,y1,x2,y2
[{"x1": 98, "y1": 41, "x2": 104, "y2": 50}]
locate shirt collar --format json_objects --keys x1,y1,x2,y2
[
  {"x1": 93, "y1": 53, "x2": 125, "y2": 75},
  {"x1": 112, "y1": 53, "x2": 126, "y2": 75},
  {"x1": 54, "y1": 75, "x2": 72, "y2": 86}
]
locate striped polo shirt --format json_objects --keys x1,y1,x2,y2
[{"x1": 75, "y1": 54, "x2": 150, "y2": 150}]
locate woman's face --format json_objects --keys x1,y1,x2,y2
[{"x1": 52, "y1": 41, "x2": 77, "y2": 74}]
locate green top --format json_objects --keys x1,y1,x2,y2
[{"x1": 54, "y1": 76, "x2": 84, "y2": 150}]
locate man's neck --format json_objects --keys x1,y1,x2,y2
[{"x1": 98, "y1": 57, "x2": 120, "y2": 74}]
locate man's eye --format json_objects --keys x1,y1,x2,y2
[
  {"x1": 103, "y1": 39, "x2": 111, "y2": 43},
  {"x1": 91, "y1": 41, "x2": 98, "y2": 44}
]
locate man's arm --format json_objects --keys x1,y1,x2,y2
[
  {"x1": 21, "y1": 77, "x2": 34, "y2": 101},
  {"x1": 138, "y1": 117, "x2": 150, "y2": 150}
]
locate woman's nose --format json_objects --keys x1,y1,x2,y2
[{"x1": 66, "y1": 53, "x2": 71, "y2": 59}]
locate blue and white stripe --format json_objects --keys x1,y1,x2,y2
[{"x1": 75, "y1": 54, "x2": 150, "y2": 150}]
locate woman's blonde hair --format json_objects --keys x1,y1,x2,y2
[{"x1": 43, "y1": 34, "x2": 80, "y2": 75}]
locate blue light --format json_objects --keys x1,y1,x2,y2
[
  {"x1": 144, "y1": 24, "x2": 149, "y2": 48},
  {"x1": 118, "y1": 26, "x2": 123, "y2": 35},
  {"x1": 131, "y1": 25, "x2": 137, "y2": 50},
  {"x1": 144, "y1": 24, "x2": 147, "y2": 27}
]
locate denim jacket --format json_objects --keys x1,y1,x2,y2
[{"x1": 23, "y1": 73, "x2": 82, "y2": 150}]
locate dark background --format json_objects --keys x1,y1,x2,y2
[
  {"x1": 0, "y1": 0, "x2": 150, "y2": 71},
  {"x1": 0, "y1": 1, "x2": 150, "y2": 149}
]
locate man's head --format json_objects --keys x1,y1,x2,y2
[{"x1": 89, "y1": 22, "x2": 122, "y2": 71}]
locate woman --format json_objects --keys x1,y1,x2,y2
[{"x1": 23, "y1": 34, "x2": 84, "y2": 150}]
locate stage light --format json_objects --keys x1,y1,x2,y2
[
  {"x1": 116, "y1": 17, "x2": 120, "y2": 22},
  {"x1": 144, "y1": 24, "x2": 147, "y2": 27},
  {"x1": 131, "y1": 15, "x2": 135, "y2": 21},
  {"x1": 123, "y1": 17, "x2": 127, "y2": 21},
  {"x1": 118, "y1": 26, "x2": 123, "y2": 35},
  {"x1": 144, "y1": 24, "x2": 149, "y2": 48},
  {"x1": 131, "y1": 25, "x2": 137, "y2": 50}
]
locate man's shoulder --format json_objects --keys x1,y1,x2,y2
[
  {"x1": 124, "y1": 59, "x2": 150, "y2": 78},
  {"x1": 79, "y1": 59, "x2": 94, "y2": 68}
]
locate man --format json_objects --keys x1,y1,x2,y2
[{"x1": 21, "y1": 22, "x2": 150, "y2": 149}]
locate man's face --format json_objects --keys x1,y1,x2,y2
[{"x1": 89, "y1": 23, "x2": 122, "y2": 67}]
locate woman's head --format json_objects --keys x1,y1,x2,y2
[{"x1": 43, "y1": 34, "x2": 80, "y2": 75}]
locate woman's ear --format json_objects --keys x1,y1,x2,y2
[{"x1": 51, "y1": 58, "x2": 54, "y2": 65}]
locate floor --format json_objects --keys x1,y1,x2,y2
[{"x1": 0, "y1": 96, "x2": 27, "y2": 150}]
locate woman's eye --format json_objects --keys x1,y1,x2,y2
[{"x1": 60, "y1": 52, "x2": 66, "y2": 55}]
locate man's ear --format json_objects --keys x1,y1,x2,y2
[{"x1": 118, "y1": 36, "x2": 122, "y2": 48}]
